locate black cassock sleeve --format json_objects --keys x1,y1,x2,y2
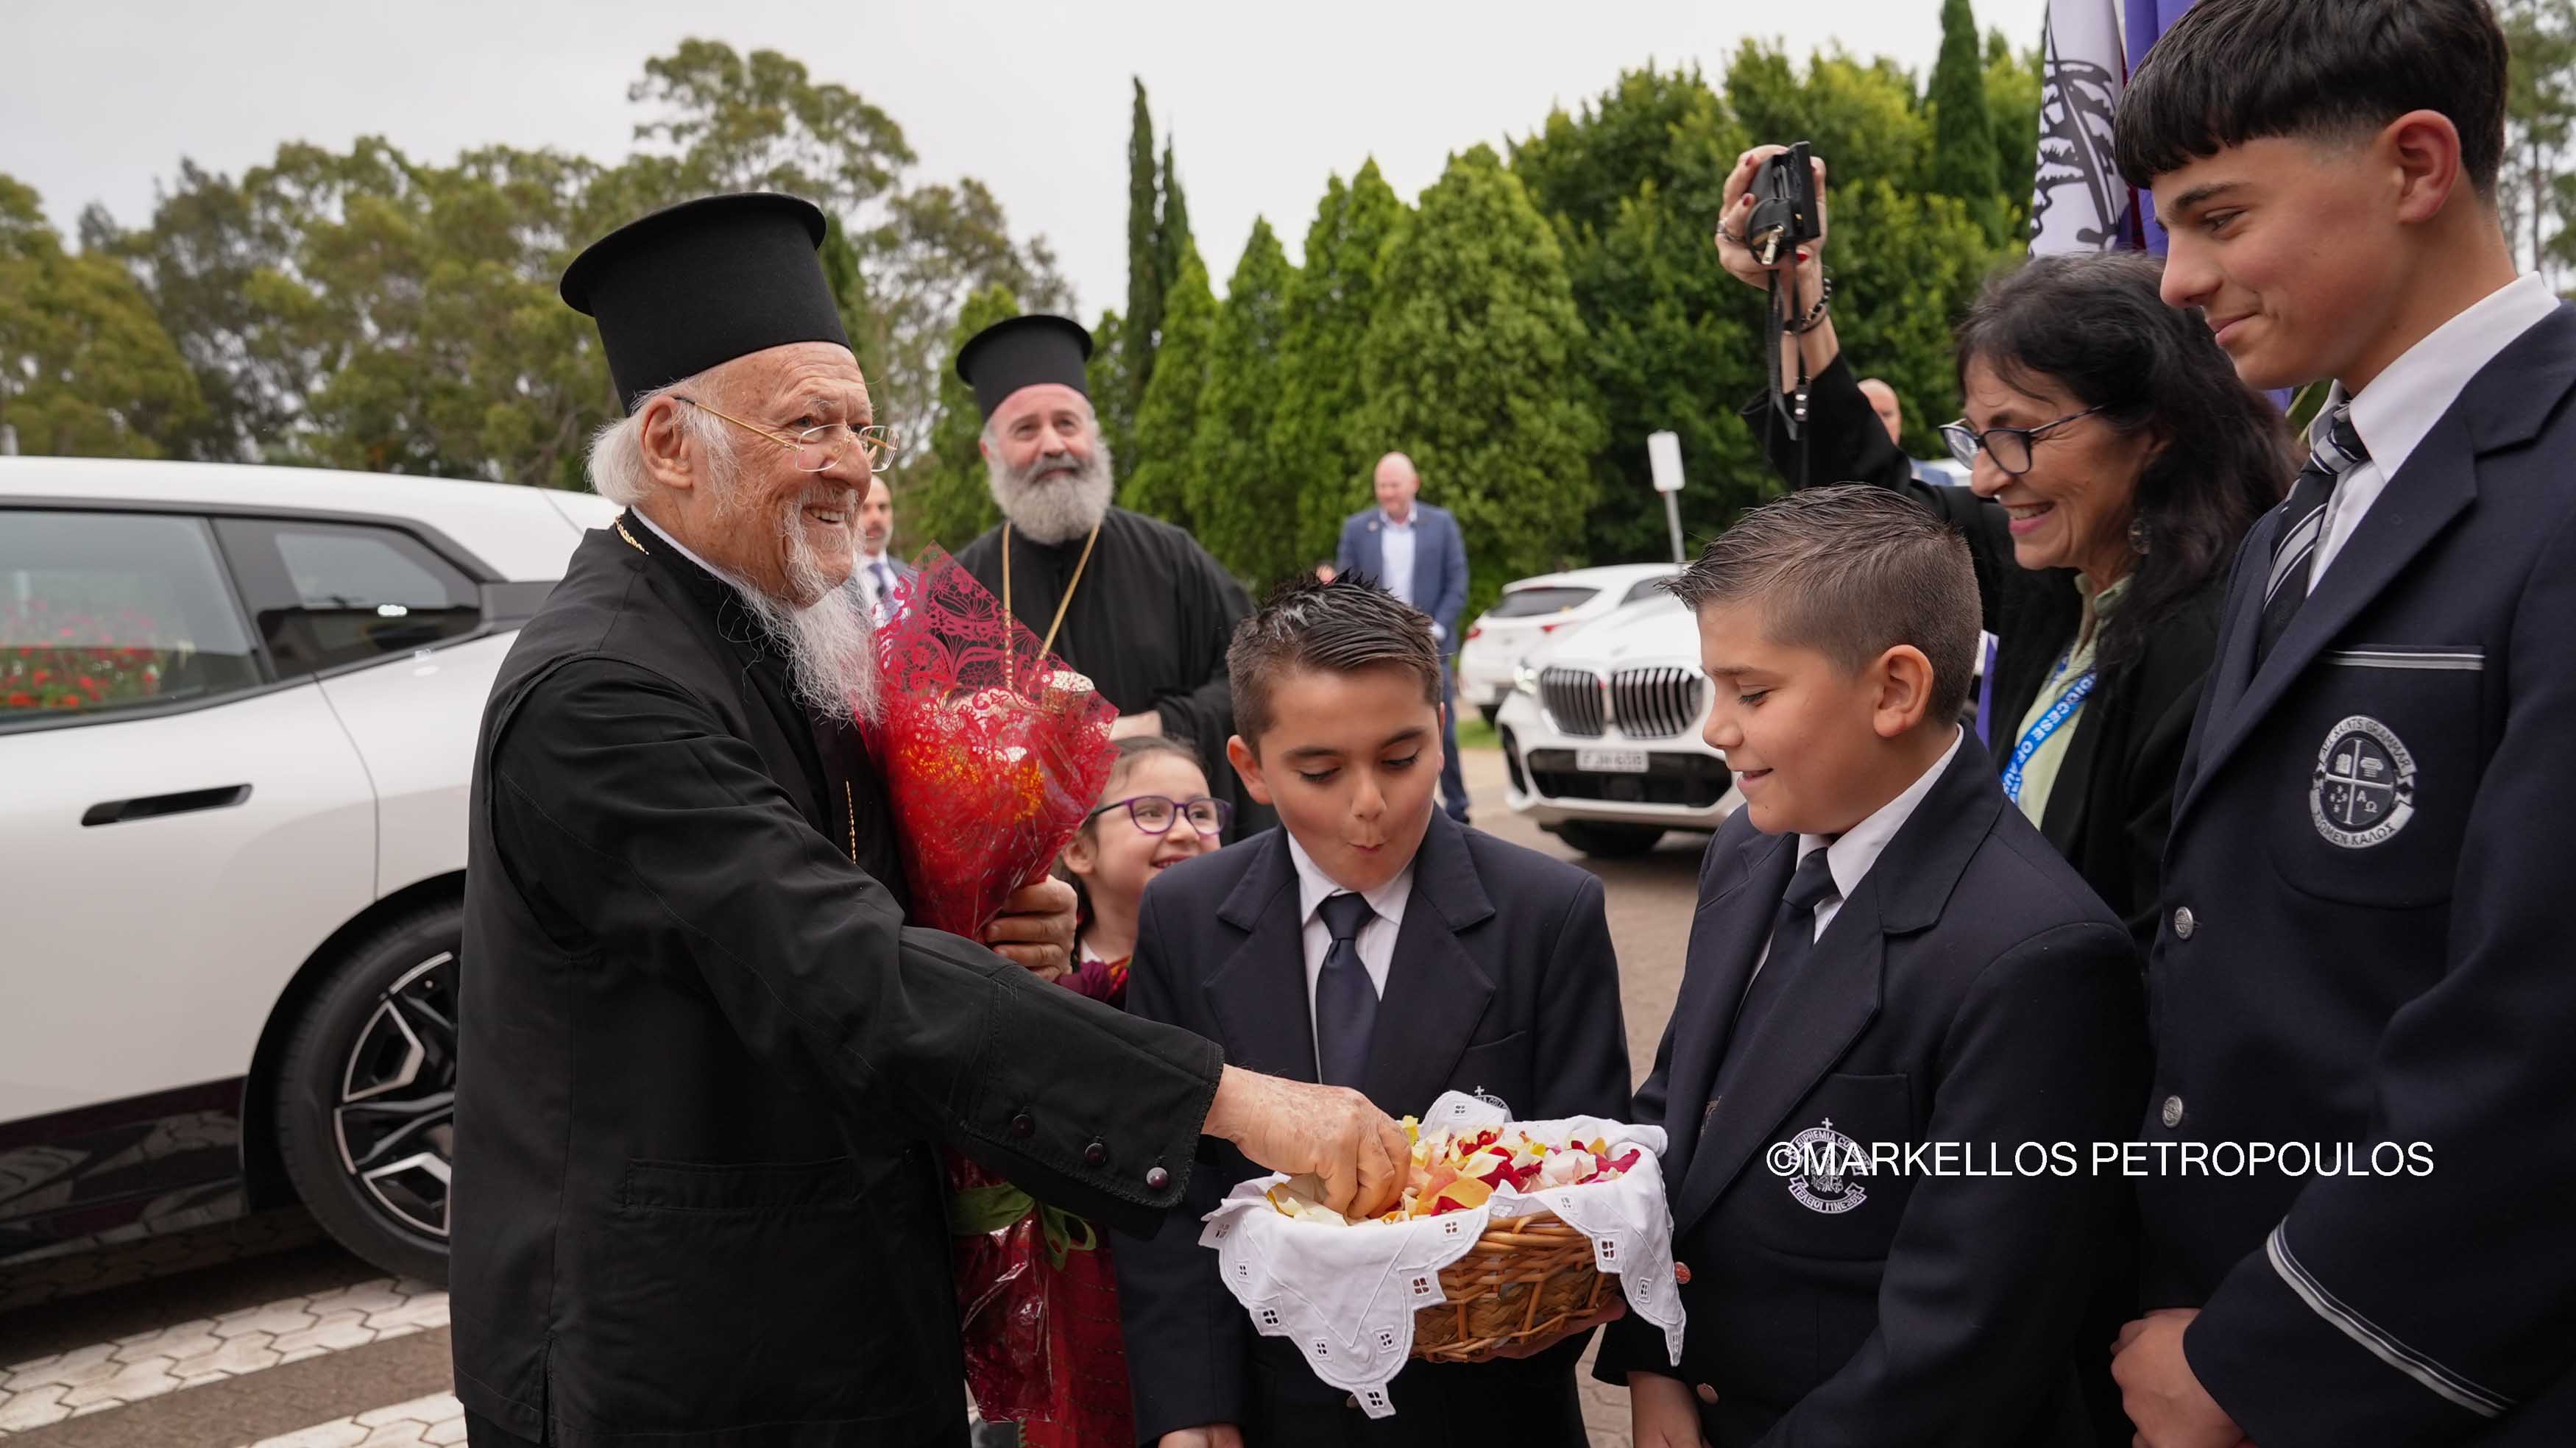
[{"x1": 488, "y1": 657, "x2": 1224, "y2": 1235}]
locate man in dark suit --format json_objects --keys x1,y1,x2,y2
[
  {"x1": 2110, "y1": 4, "x2": 2576, "y2": 1442},
  {"x1": 1118, "y1": 576, "x2": 1630, "y2": 1447},
  {"x1": 1336, "y1": 453, "x2": 1472, "y2": 823},
  {"x1": 851, "y1": 474, "x2": 913, "y2": 624},
  {"x1": 1595, "y1": 488, "x2": 2145, "y2": 1447}
]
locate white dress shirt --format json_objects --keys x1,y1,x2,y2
[
  {"x1": 1751, "y1": 728, "x2": 1964, "y2": 977},
  {"x1": 1284, "y1": 831, "x2": 1415, "y2": 1072},
  {"x1": 2307, "y1": 272, "x2": 2558, "y2": 591},
  {"x1": 855, "y1": 550, "x2": 896, "y2": 621},
  {"x1": 1378, "y1": 509, "x2": 1418, "y2": 609}
]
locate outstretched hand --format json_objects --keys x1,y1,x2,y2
[{"x1": 1202, "y1": 1066, "x2": 1409, "y2": 1219}]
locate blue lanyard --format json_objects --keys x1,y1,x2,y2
[{"x1": 2001, "y1": 659, "x2": 2096, "y2": 803}]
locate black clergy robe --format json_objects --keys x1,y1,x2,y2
[
  {"x1": 451, "y1": 512, "x2": 1225, "y2": 1448},
  {"x1": 955, "y1": 506, "x2": 1275, "y2": 840}
]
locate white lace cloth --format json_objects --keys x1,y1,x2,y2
[{"x1": 1198, "y1": 1091, "x2": 1685, "y2": 1419}]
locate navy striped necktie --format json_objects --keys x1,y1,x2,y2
[{"x1": 2257, "y1": 405, "x2": 2368, "y2": 666}]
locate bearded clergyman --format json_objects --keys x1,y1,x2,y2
[
  {"x1": 950, "y1": 315, "x2": 1275, "y2": 840},
  {"x1": 449, "y1": 194, "x2": 1404, "y2": 1448}
]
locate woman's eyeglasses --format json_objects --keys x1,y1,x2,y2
[
  {"x1": 1939, "y1": 404, "x2": 2108, "y2": 477},
  {"x1": 1088, "y1": 795, "x2": 1231, "y2": 836}
]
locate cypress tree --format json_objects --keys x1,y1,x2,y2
[
  {"x1": 1156, "y1": 137, "x2": 1193, "y2": 302},
  {"x1": 1928, "y1": 0, "x2": 2000, "y2": 229},
  {"x1": 1356, "y1": 146, "x2": 1602, "y2": 622},
  {"x1": 1123, "y1": 79, "x2": 1162, "y2": 416},
  {"x1": 1273, "y1": 159, "x2": 1408, "y2": 567},
  {"x1": 1122, "y1": 245, "x2": 1214, "y2": 528},
  {"x1": 1188, "y1": 216, "x2": 1299, "y2": 586}
]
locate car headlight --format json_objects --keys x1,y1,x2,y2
[{"x1": 1512, "y1": 664, "x2": 1541, "y2": 697}]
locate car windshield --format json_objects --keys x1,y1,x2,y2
[{"x1": 1485, "y1": 586, "x2": 1598, "y2": 620}]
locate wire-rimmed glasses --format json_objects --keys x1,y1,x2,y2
[{"x1": 675, "y1": 395, "x2": 903, "y2": 472}]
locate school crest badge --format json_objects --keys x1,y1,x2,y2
[
  {"x1": 1786, "y1": 1118, "x2": 1869, "y2": 1215},
  {"x1": 2311, "y1": 715, "x2": 2417, "y2": 849}
]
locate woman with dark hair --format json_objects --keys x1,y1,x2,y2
[{"x1": 1716, "y1": 146, "x2": 2293, "y2": 945}]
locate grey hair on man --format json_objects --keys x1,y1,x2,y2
[{"x1": 584, "y1": 369, "x2": 882, "y2": 721}]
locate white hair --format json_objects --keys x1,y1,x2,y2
[
  {"x1": 585, "y1": 371, "x2": 737, "y2": 508},
  {"x1": 984, "y1": 418, "x2": 1117, "y2": 545},
  {"x1": 581, "y1": 366, "x2": 880, "y2": 723}
]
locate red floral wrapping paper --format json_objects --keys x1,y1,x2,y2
[{"x1": 863, "y1": 549, "x2": 1128, "y2": 1441}]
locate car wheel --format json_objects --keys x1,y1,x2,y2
[
  {"x1": 275, "y1": 902, "x2": 458, "y2": 1282},
  {"x1": 1477, "y1": 702, "x2": 1501, "y2": 727},
  {"x1": 1552, "y1": 821, "x2": 1665, "y2": 859}
]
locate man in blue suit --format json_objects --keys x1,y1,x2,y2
[
  {"x1": 1337, "y1": 452, "x2": 1473, "y2": 823},
  {"x1": 852, "y1": 475, "x2": 913, "y2": 625}
]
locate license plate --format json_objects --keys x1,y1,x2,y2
[{"x1": 1577, "y1": 748, "x2": 1650, "y2": 774}]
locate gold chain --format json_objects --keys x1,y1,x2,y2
[
  {"x1": 844, "y1": 780, "x2": 857, "y2": 863},
  {"x1": 1001, "y1": 520, "x2": 1103, "y2": 679}
]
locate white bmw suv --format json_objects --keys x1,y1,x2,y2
[
  {"x1": 1493, "y1": 592, "x2": 1744, "y2": 859},
  {"x1": 0, "y1": 456, "x2": 615, "y2": 1282}
]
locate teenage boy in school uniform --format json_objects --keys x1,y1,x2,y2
[
  {"x1": 2106, "y1": 3, "x2": 2576, "y2": 1444},
  {"x1": 1595, "y1": 486, "x2": 2146, "y2": 1448},
  {"x1": 1116, "y1": 576, "x2": 1632, "y2": 1448}
]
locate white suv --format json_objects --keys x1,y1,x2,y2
[
  {"x1": 1456, "y1": 564, "x2": 1678, "y2": 724},
  {"x1": 1494, "y1": 593, "x2": 1743, "y2": 858},
  {"x1": 0, "y1": 456, "x2": 615, "y2": 1282}
]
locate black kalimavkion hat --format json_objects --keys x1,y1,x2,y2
[
  {"x1": 560, "y1": 192, "x2": 851, "y2": 414},
  {"x1": 955, "y1": 313, "x2": 1094, "y2": 421}
]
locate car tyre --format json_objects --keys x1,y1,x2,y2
[
  {"x1": 1477, "y1": 702, "x2": 1501, "y2": 727},
  {"x1": 1552, "y1": 821, "x2": 1665, "y2": 859},
  {"x1": 275, "y1": 901, "x2": 459, "y2": 1283}
]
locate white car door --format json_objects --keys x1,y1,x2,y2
[{"x1": 0, "y1": 509, "x2": 375, "y2": 1128}]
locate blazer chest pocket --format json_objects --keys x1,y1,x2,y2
[
  {"x1": 1744, "y1": 1072, "x2": 1914, "y2": 1263},
  {"x1": 2273, "y1": 646, "x2": 2483, "y2": 909}
]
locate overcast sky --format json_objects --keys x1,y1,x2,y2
[{"x1": 7, "y1": 0, "x2": 2048, "y2": 313}]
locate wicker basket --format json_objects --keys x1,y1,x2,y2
[{"x1": 1409, "y1": 1210, "x2": 1610, "y2": 1362}]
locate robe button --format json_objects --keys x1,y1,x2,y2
[
  {"x1": 1083, "y1": 1139, "x2": 1109, "y2": 1167},
  {"x1": 1145, "y1": 1166, "x2": 1172, "y2": 1191},
  {"x1": 2162, "y1": 1095, "x2": 2186, "y2": 1129},
  {"x1": 1696, "y1": 1383, "x2": 1719, "y2": 1405},
  {"x1": 1010, "y1": 1112, "x2": 1035, "y2": 1139},
  {"x1": 2173, "y1": 906, "x2": 2197, "y2": 940}
]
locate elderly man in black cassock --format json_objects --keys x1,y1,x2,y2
[
  {"x1": 450, "y1": 194, "x2": 1404, "y2": 1448},
  {"x1": 951, "y1": 317, "x2": 1275, "y2": 840}
]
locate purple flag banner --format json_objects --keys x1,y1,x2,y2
[{"x1": 2123, "y1": 0, "x2": 2200, "y2": 253}]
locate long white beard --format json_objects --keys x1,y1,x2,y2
[
  {"x1": 727, "y1": 479, "x2": 882, "y2": 724},
  {"x1": 987, "y1": 435, "x2": 1116, "y2": 545}
]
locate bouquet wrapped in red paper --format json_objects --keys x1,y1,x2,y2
[{"x1": 863, "y1": 547, "x2": 1129, "y2": 1444}]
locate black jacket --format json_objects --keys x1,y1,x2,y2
[
  {"x1": 1756, "y1": 357, "x2": 2222, "y2": 945},
  {"x1": 2140, "y1": 306, "x2": 2576, "y2": 1446},
  {"x1": 452, "y1": 514, "x2": 1225, "y2": 1447},
  {"x1": 1593, "y1": 733, "x2": 2146, "y2": 1447},
  {"x1": 1115, "y1": 814, "x2": 1632, "y2": 1447}
]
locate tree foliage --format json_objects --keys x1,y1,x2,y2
[
  {"x1": 1272, "y1": 160, "x2": 1409, "y2": 567},
  {"x1": 898, "y1": 283, "x2": 1024, "y2": 556},
  {"x1": 1188, "y1": 217, "x2": 1300, "y2": 586},
  {"x1": 1359, "y1": 146, "x2": 1602, "y2": 621},
  {"x1": 1122, "y1": 245, "x2": 1215, "y2": 528},
  {"x1": 2502, "y1": 0, "x2": 2576, "y2": 288},
  {"x1": 1117, "y1": 79, "x2": 1161, "y2": 460},
  {"x1": 1, "y1": 176, "x2": 202, "y2": 458},
  {"x1": 1928, "y1": 0, "x2": 2001, "y2": 235}
]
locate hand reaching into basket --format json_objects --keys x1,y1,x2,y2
[{"x1": 1203, "y1": 1066, "x2": 1409, "y2": 1219}]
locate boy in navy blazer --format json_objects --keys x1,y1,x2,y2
[
  {"x1": 1594, "y1": 487, "x2": 2145, "y2": 1447},
  {"x1": 2109, "y1": 3, "x2": 2576, "y2": 1442},
  {"x1": 1115, "y1": 576, "x2": 1630, "y2": 1447}
]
